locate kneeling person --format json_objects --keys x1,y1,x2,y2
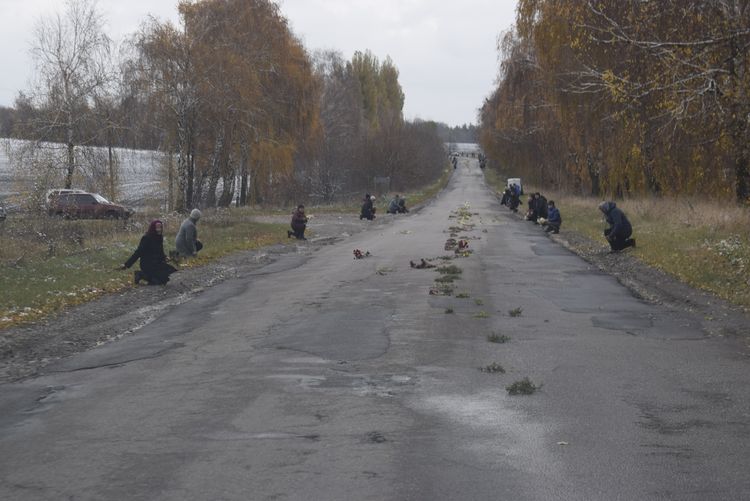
[
  {"x1": 176, "y1": 209, "x2": 203, "y2": 258},
  {"x1": 288, "y1": 204, "x2": 308, "y2": 240},
  {"x1": 598, "y1": 201, "x2": 635, "y2": 252},
  {"x1": 544, "y1": 200, "x2": 562, "y2": 233}
]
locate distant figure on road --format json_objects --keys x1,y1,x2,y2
[
  {"x1": 525, "y1": 195, "x2": 536, "y2": 221},
  {"x1": 543, "y1": 200, "x2": 562, "y2": 233},
  {"x1": 289, "y1": 204, "x2": 308, "y2": 240},
  {"x1": 500, "y1": 187, "x2": 511, "y2": 207},
  {"x1": 508, "y1": 184, "x2": 520, "y2": 212},
  {"x1": 360, "y1": 194, "x2": 376, "y2": 220},
  {"x1": 175, "y1": 209, "x2": 203, "y2": 258},
  {"x1": 123, "y1": 220, "x2": 177, "y2": 285},
  {"x1": 598, "y1": 201, "x2": 635, "y2": 252}
]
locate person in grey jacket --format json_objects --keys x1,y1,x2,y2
[{"x1": 175, "y1": 208, "x2": 203, "y2": 257}]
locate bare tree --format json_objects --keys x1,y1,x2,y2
[{"x1": 29, "y1": 0, "x2": 112, "y2": 189}]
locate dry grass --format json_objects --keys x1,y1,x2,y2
[
  {"x1": 0, "y1": 210, "x2": 287, "y2": 328},
  {"x1": 485, "y1": 170, "x2": 750, "y2": 309},
  {"x1": 549, "y1": 194, "x2": 750, "y2": 308}
]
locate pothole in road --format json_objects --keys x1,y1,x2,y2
[
  {"x1": 591, "y1": 313, "x2": 653, "y2": 332},
  {"x1": 313, "y1": 373, "x2": 415, "y2": 397}
]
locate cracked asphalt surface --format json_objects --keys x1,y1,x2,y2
[{"x1": 1, "y1": 158, "x2": 750, "y2": 500}]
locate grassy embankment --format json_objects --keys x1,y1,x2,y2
[
  {"x1": 0, "y1": 169, "x2": 452, "y2": 329},
  {"x1": 0, "y1": 211, "x2": 288, "y2": 328},
  {"x1": 484, "y1": 169, "x2": 750, "y2": 310}
]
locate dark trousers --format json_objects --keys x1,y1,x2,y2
[
  {"x1": 142, "y1": 262, "x2": 177, "y2": 285},
  {"x1": 605, "y1": 229, "x2": 634, "y2": 251}
]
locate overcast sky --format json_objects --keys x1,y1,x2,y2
[{"x1": 0, "y1": 0, "x2": 518, "y2": 126}]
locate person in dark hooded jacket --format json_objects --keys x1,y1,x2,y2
[
  {"x1": 122, "y1": 220, "x2": 178, "y2": 285},
  {"x1": 598, "y1": 201, "x2": 635, "y2": 252},
  {"x1": 289, "y1": 205, "x2": 308, "y2": 240}
]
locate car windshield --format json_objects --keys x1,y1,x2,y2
[{"x1": 93, "y1": 194, "x2": 110, "y2": 204}]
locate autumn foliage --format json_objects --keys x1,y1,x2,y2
[
  {"x1": 9, "y1": 0, "x2": 447, "y2": 212},
  {"x1": 127, "y1": 0, "x2": 445, "y2": 210},
  {"x1": 480, "y1": 1, "x2": 750, "y2": 203}
]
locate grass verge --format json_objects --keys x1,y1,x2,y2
[
  {"x1": 0, "y1": 212, "x2": 287, "y2": 329},
  {"x1": 484, "y1": 169, "x2": 750, "y2": 309}
]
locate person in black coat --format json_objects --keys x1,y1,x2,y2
[
  {"x1": 360, "y1": 194, "x2": 376, "y2": 220},
  {"x1": 122, "y1": 220, "x2": 177, "y2": 285},
  {"x1": 598, "y1": 201, "x2": 635, "y2": 252},
  {"x1": 288, "y1": 205, "x2": 308, "y2": 240}
]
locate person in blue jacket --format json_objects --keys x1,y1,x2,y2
[
  {"x1": 544, "y1": 200, "x2": 562, "y2": 233},
  {"x1": 598, "y1": 201, "x2": 635, "y2": 252}
]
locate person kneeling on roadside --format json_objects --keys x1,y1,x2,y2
[
  {"x1": 598, "y1": 201, "x2": 635, "y2": 252},
  {"x1": 122, "y1": 220, "x2": 177, "y2": 285},
  {"x1": 387, "y1": 195, "x2": 401, "y2": 214},
  {"x1": 524, "y1": 195, "x2": 536, "y2": 221},
  {"x1": 175, "y1": 209, "x2": 203, "y2": 258},
  {"x1": 288, "y1": 204, "x2": 308, "y2": 240},
  {"x1": 360, "y1": 194, "x2": 376, "y2": 220},
  {"x1": 387, "y1": 195, "x2": 409, "y2": 214},
  {"x1": 543, "y1": 200, "x2": 562, "y2": 233}
]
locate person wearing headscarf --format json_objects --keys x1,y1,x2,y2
[
  {"x1": 123, "y1": 220, "x2": 178, "y2": 285},
  {"x1": 175, "y1": 208, "x2": 203, "y2": 257},
  {"x1": 598, "y1": 201, "x2": 635, "y2": 252}
]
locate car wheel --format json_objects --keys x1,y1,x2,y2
[{"x1": 106, "y1": 211, "x2": 119, "y2": 220}]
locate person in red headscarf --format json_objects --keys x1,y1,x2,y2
[{"x1": 122, "y1": 220, "x2": 177, "y2": 285}]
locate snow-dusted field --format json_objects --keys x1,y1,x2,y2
[
  {"x1": 0, "y1": 139, "x2": 482, "y2": 210},
  {"x1": 0, "y1": 139, "x2": 166, "y2": 208}
]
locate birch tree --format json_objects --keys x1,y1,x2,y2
[{"x1": 30, "y1": 0, "x2": 112, "y2": 189}]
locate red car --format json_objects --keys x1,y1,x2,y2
[{"x1": 48, "y1": 192, "x2": 133, "y2": 219}]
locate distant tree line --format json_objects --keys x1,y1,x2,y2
[
  {"x1": 480, "y1": 0, "x2": 750, "y2": 203},
  {"x1": 5, "y1": 0, "x2": 447, "y2": 211},
  {"x1": 435, "y1": 123, "x2": 478, "y2": 144}
]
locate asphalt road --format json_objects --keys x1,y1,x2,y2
[{"x1": 1, "y1": 159, "x2": 750, "y2": 500}]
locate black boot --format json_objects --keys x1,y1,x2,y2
[{"x1": 133, "y1": 270, "x2": 143, "y2": 285}]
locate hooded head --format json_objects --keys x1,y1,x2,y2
[
  {"x1": 146, "y1": 220, "x2": 163, "y2": 237},
  {"x1": 190, "y1": 208, "x2": 202, "y2": 221},
  {"x1": 598, "y1": 201, "x2": 616, "y2": 214}
]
